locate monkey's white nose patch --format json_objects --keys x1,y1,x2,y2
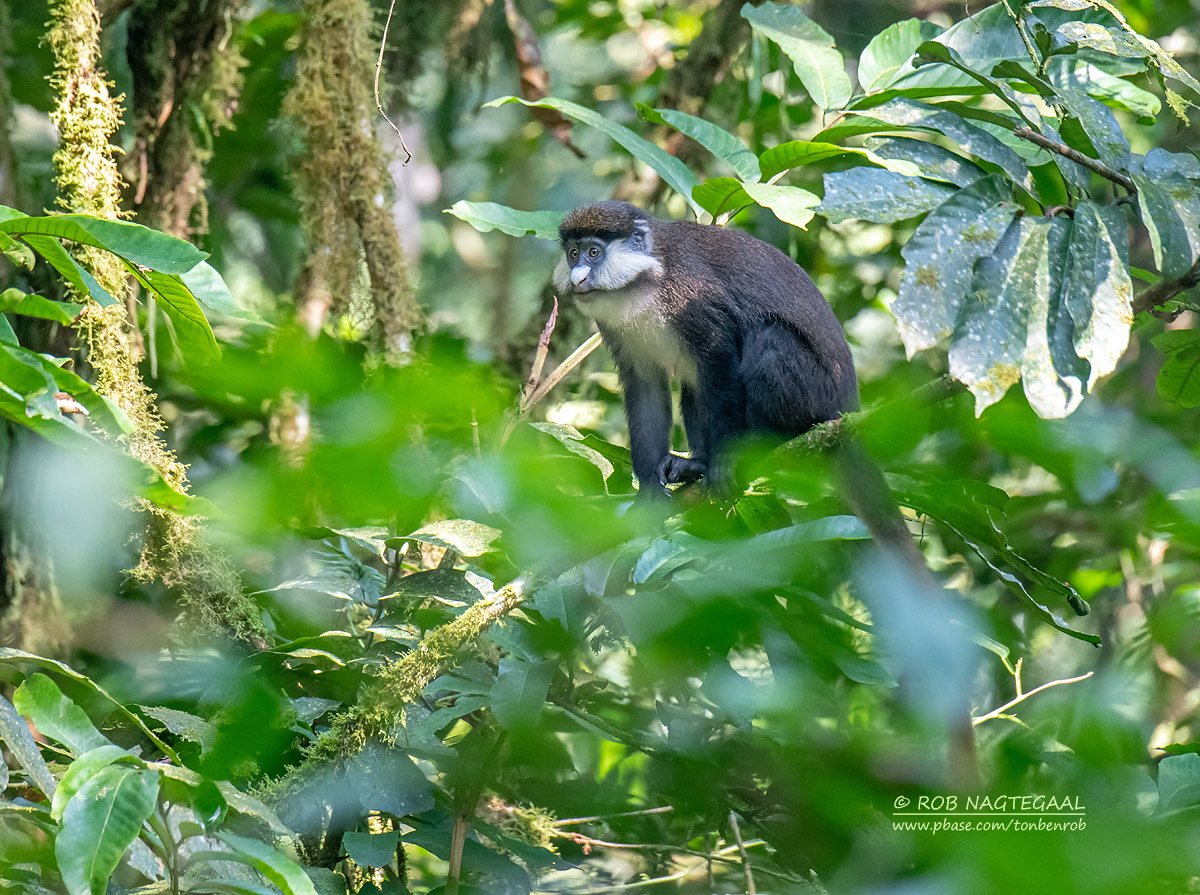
[{"x1": 571, "y1": 267, "x2": 590, "y2": 288}]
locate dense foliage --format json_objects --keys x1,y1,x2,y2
[{"x1": 2, "y1": 1, "x2": 1200, "y2": 894}]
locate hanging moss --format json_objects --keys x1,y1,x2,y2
[
  {"x1": 283, "y1": 0, "x2": 422, "y2": 362},
  {"x1": 46, "y1": 0, "x2": 266, "y2": 646}
]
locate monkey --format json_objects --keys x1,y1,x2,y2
[
  {"x1": 553, "y1": 199, "x2": 856, "y2": 499},
  {"x1": 553, "y1": 200, "x2": 977, "y2": 781}
]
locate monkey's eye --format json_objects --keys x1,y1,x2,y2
[
  {"x1": 568, "y1": 248, "x2": 579, "y2": 261},
  {"x1": 588, "y1": 246, "x2": 601, "y2": 259}
]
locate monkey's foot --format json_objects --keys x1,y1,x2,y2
[{"x1": 657, "y1": 454, "x2": 707, "y2": 486}]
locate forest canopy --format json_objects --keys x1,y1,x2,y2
[{"x1": 1, "y1": 0, "x2": 1200, "y2": 894}]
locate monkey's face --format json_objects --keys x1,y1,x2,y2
[{"x1": 553, "y1": 226, "x2": 662, "y2": 301}]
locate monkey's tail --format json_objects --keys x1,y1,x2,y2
[{"x1": 833, "y1": 437, "x2": 979, "y2": 785}]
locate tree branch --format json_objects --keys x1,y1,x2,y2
[
  {"x1": 1132, "y1": 253, "x2": 1200, "y2": 317},
  {"x1": 1012, "y1": 126, "x2": 1137, "y2": 194},
  {"x1": 773, "y1": 374, "x2": 968, "y2": 459}
]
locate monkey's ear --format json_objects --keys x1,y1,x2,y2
[{"x1": 628, "y1": 219, "x2": 653, "y2": 254}]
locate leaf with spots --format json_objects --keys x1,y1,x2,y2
[
  {"x1": 893, "y1": 175, "x2": 1016, "y2": 356},
  {"x1": 818, "y1": 167, "x2": 957, "y2": 224}
]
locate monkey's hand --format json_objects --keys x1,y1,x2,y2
[{"x1": 657, "y1": 453, "x2": 707, "y2": 486}]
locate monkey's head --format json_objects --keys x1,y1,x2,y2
[{"x1": 554, "y1": 201, "x2": 663, "y2": 298}]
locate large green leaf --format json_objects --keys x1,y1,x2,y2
[
  {"x1": 490, "y1": 658, "x2": 555, "y2": 730},
  {"x1": 818, "y1": 168, "x2": 957, "y2": 224},
  {"x1": 0, "y1": 211, "x2": 207, "y2": 274},
  {"x1": 51, "y1": 745, "x2": 136, "y2": 822},
  {"x1": 1056, "y1": 90, "x2": 1131, "y2": 168},
  {"x1": 1063, "y1": 201, "x2": 1132, "y2": 389},
  {"x1": 209, "y1": 832, "x2": 320, "y2": 895},
  {"x1": 1055, "y1": 20, "x2": 1200, "y2": 97},
  {"x1": 446, "y1": 200, "x2": 563, "y2": 241},
  {"x1": 637, "y1": 105, "x2": 760, "y2": 181},
  {"x1": 0, "y1": 692, "x2": 57, "y2": 798},
  {"x1": 949, "y1": 217, "x2": 1051, "y2": 415},
  {"x1": 893, "y1": 175, "x2": 1017, "y2": 355},
  {"x1": 861, "y1": 136, "x2": 986, "y2": 187},
  {"x1": 56, "y1": 765, "x2": 160, "y2": 895},
  {"x1": 757, "y1": 141, "x2": 863, "y2": 180},
  {"x1": 1131, "y1": 154, "x2": 1200, "y2": 280},
  {"x1": 19, "y1": 234, "x2": 117, "y2": 307},
  {"x1": 12, "y1": 673, "x2": 111, "y2": 757},
  {"x1": 858, "y1": 17, "x2": 942, "y2": 93},
  {"x1": 134, "y1": 267, "x2": 221, "y2": 362},
  {"x1": 1022, "y1": 216, "x2": 1091, "y2": 419},
  {"x1": 741, "y1": 2, "x2": 852, "y2": 112},
  {"x1": 484, "y1": 96, "x2": 702, "y2": 215},
  {"x1": 865, "y1": 97, "x2": 1033, "y2": 192},
  {"x1": 692, "y1": 177, "x2": 752, "y2": 217}
]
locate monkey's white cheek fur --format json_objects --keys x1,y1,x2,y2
[
  {"x1": 552, "y1": 257, "x2": 572, "y2": 294},
  {"x1": 594, "y1": 239, "x2": 663, "y2": 290}
]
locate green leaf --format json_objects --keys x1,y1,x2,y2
[
  {"x1": 858, "y1": 17, "x2": 942, "y2": 93},
  {"x1": 757, "y1": 140, "x2": 863, "y2": 180},
  {"x1": 1055, "y1": 20, "x2": 1200, "y2": 98},
  {"x1": 345, "y1": 741, "x2": 435, "y2": 818},
  {"x1": 1153, "y1": 330, "x2": 1200, "y2": 407},
  {"x1": 12, "y1": 673, "x2": 111, "y2": 757},
  {"x1": 637, "y1": 105, "x2": 760, "y2": 181},
  {"x1": 1021, "y1": 216, "x2": 1091, "y2": 419},
  {"x1": 20, "y1": 234, "x2": 117, "y2": 307},
  {"x1": 531, "y1": 421, "x2": 614, "y2": 484},
  {"x1": 181, "y1": 261, "x2": 258, "y2": 320},
  {"x1": 211, "y1": 832, "x2": 320, "y2": 895},
  {"x1": 51, "y1": 745, "x2": 136, "y2": 822},
  {"x1": 137, "y1": 705, "x2": 218, "y2": 753},
  {"x1": 1131, "y1": 154, "x2": 1200, "y2": 280},
  {"x1": 56, "y1": 765, "x2": 160, "y2": 895},
  {"x1": 0, "y1": 288, "x2": 83, "y2": 324},
  {"x1": 692, "y1": 177, "x2": 752, "y2": 217},
  {"x1": 134, "y1": 267, "x2": 221, "y2": 362},
  {"x1": 893, "y1": 175, "x2": 1017, "y2": 355},
  {"x1": 1048, "y1": 59, "x2": 1160, "y2": 118},
  {"x1": 864, "y1": 97, "x2": 1033, "y2": 192},
  {"x1": 1062, "y1": 201, "x2": 1132, "y2": 389},
  {"x1": 0, "y1": 692, "x2": 57, "y2": 798},
  {"x1": 343, "y1": 830, "x2": 400, "y2": 868},
  {"x1": 1056, "y1": 90, "x2": 1131, "y2": 168},
  {"x1": 484, "y1": 96, "x2": 702, "y2": 215},
  {"x1": 818, "y1": 168, "x2": 957, "y2": 224},
  {"x1": 741, "y1": 2, "x2": 852, "y2": 112},
  {"x1": 741, "y1": 182, "x2": 820, "y2": 229},
  {"x1": 445, "y1": 201, "x2": 563, "y2": 241},
  {"x1": 950, "y1": 217, "x2": 1053, "y2": 415},
  {"x1": 390, "y1": 518, "x2": 502, "y2": 557},
  {"x1": 490, "y1": 659, "x2": 554, "y2": 730},
  {"x1": 1157, "y1": 753, "x2": 1200, "y2": 813},
  {"x1": 862, "y1": 136, "x2": 986, "y2": 187},
  {"x1": 0, "y1": 214, "x2": 207, "y2": 274}
]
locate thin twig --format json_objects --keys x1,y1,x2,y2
[
  {"x1": 526, "y1": 331, "x2": 603, "y2": 407},
  {"x1": 998, "y1": 0, "x2": 1043, "y2": 74},
  {"x1": 972, "y1": 671, "x2": 1094, "y2": 726},
  {"x1": 556, "y1": 806, "x2": 674, "y2": 826},
  {"x1": 1012, "y1": 126, "x2": 1136, "y2": 193},
  {"x1": 728, "y1": 812, "x2": 756, "y2": 895},
  {"x1": 521, "y1": 297, "x2": 559, "y2": 407},
  {"x1": 373, "y1": 0, "x2": 413, "y2": 164}
]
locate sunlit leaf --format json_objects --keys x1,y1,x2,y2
[
  {"x1": 391, "y1": 518, "x2": 503, "y2": 557},
  {"x1": 56, "y1": 765, "x2": 160, "y2": 895},
  {"x1": 742, "y1": 182, "x2": 820, "y2": 229},
  {"x1": 757, "y1": 140, "x2": 863, "y2": 180},
  {"x1": 0, "y1": 288, "x2": 83, "y2": 324},
  {"x1": 51, "y1": 745, "x2": 135, "y2": 822},
  {"x1": 1153, "y1": 330, "x2": 1200, "y2": 407},
  {"x1": 446, "y1": 200, "x2": 563, "y2": 241},
  {"x1": 858, "y1": 17, "x2": 942, "y2": 93},
  {"x1": 0, "y1": 692, "x2": 57, "y2": 798},
  {"x1": 210, "y1": 832, "x2": 320, "y2": 895},
  {"x1": 0, "y1": 212, "x2": 207, "y2": 274},
  {"x1": 637, "y1": 105, "x2": 760, "y2": 181},
  {"x1": 862, "y1": 136, "x2": 986, "y2": 187},
  {"x1": 12, "y1": 673, "x2": 111, "y2": 757},
  {"x1": 1131, "y1": 155, "x2": 1200, "y2": 279},
  {"x1": 741, "y1": 2, "x2": 852, "y2": 111},
  {"x1": 1063, "y1": 201, "x2": 1132, "y2": 389}
]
